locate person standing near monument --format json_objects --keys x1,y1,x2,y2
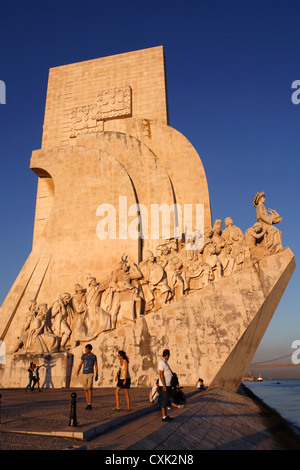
[
  {"x1": 76, "y1": 344, "x2": 98, "y2": 410},
  {"x1": 32, "y1": 363, "x2": 45, "y2": 392},
  {"x1": 114, "y1": 350, "x2": 131, "y2": 411},
  {"x1": 158, "y1": 349, "x2": 173, "y2": 422},
  {"x1": 25, "y1": 362, "x2": 35, "y2": 391}
]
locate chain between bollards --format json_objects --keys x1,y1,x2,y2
[{"x1": 69, "y1": 392, "x2": 78, "y2": 427}]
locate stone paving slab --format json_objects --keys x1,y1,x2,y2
[
  {"x1": 94, "y1": 387, "x2": 300, "y2": 451},
  {"x1": 0, "y1": 386, "x2": 169, "y2": 439}
]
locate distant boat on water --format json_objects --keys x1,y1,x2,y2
[{"x1": 243, "y1": 372, "x2": 263, "y2": 382}]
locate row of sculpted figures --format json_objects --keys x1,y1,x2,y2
[{"x1": 10, "y1": 191, "x2": 283, "y2": 355}]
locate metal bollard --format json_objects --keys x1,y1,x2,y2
[{"x1": 69, "y1": 392, "x2": 78, "y2": 427}]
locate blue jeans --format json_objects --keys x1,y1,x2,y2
[{"x1": 26, "y1": 375, "x2": 34, "y2": 390}]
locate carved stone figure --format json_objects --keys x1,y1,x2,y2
[
  {"x1": 50, "y1": 293, "x2": 72, "y2": 350},
  {"x1": 245, "y1": 222, "x2": 267, "y2": 262},
  {"x1": 157, "y1": 244, "x2": 187, "y2": 299},
  {"x1": 253, "y1": 191, "x2": 282, "y2": 253},
  {"x1": 218, "y1": 244, "x2": 235, "y2": 277},
  {"x1": 76, "y1": 275, "x2": 111, "y2": 341},
  {"x1": 211, "y1": 220, "x2": 226, "y2": 251},
  {"x1": 222, "y1": 217, "x2": 246, "y2": 269},
  {"x1": 9, "y1": 300, "x2": 38, "y2": 354},
  {"x1": 177, "y1": 236, "x2": 211, "y2": 291},
  {"x1": 103, "y1": 256, "x2": 143, "y2": 328},
  {"x1": 69, "y1": 285, "x2": 87, "y2": 347},
  {"x1": 25, "y1": 303, "x2": 59, "y2": 354},
  {"x1": 200, "y1": 229, "x2": 223, "y2": 281},
  {"x1": 139, "y1": 250, "x2": 171, "y2": 311},
  {"x1": 185, "y1": 257, "x2": 212, "y2": 291},
  {"x1": 211, "y1": 219, "x2": 235, "y2": 276},
  {"x1": 84, "y1": 276, "x2": 103, "y2": 330}
]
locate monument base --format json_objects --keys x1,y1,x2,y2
[{"x1": 0, "y1": 352, "x2": 73, "y2": 389}]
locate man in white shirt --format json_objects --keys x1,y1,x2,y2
[{"x1": 158, "y1": 349, "x2": 173, "y2": 422}]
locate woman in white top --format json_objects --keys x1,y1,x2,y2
[{"x1": 114, "y1": 350, "x2": 131, "y2": 411}]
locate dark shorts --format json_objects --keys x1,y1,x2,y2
[
  {"x1": 117, "y1": 378, "x2": 131, "y2": 389},
  {"x1": 159, "y1": 386, "x2": 171, "y2": 408}
]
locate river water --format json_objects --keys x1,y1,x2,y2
[{"x1": 243, "y1": 379, "x2": 300, "y2": 430}]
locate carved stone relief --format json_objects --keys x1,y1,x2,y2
[
  {"x1": 253, "y1": 191, "x2": 282, "y2": 253},
  {"x1": 9, "y1": 192, "x2": 284, "y2": 356},
  {"x1": 70, "y1": 86, "x2": 132, "y2": 137}
]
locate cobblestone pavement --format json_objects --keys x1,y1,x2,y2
[
  {"x1": 0, "y1": 386, "x2": 156, "y2": 449},
  {"x1": 0, "y1": 386, "x2": 300, "y2": 451}
]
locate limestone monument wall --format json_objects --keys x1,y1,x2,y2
[{"x1": 0, "y1": 46, "x2": 294, "y2": 392}]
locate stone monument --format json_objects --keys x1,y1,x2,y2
[{"x1": 0, "y1": 47, "x2": 295, "y2": 392}]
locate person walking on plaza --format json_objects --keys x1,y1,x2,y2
[
  {"x1": 32, "y1": 364, "x2": 45, "y2": 392},
  {"x1": 76, "y1": 344, "x2": 98, "y2": 410},
  {"x1": 113, "y1": 350, "x2": 131, "y2": 411},
  {"x1": 158, "y1": 349, "x2": 173, "y2": 422},
  {"x1": 25, "y1": 362, "x2": 35, "y2": 391}
]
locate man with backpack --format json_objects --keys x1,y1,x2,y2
[{"x1": 158, "y1": 349, "x2": 173, "y2": 422}]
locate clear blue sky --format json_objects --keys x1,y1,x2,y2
[{"x1": 0, "y1": 0, "x2": 299, "y2": 366}]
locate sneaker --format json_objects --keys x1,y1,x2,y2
[
  {"x1": 178, "y1": 405, "x2": 184, "y2": 408},
  {"x1": 162, "y1": 415, "x2": 173, "y2": 422},
  {"x1": 86, "y1": 404, "x2": 92, "y2": 410}
]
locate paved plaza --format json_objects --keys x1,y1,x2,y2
[{"x1": 0, "y1": 385, "x2": 300, "y2": 451}]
